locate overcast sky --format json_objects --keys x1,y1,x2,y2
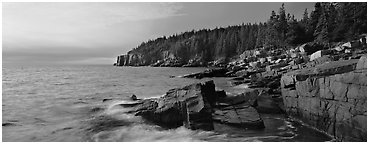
[{"x1": 3, "y1": 2, "x2": 314, "y2": 65}]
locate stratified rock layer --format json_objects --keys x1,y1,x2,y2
[
  {"x1": 123, "y1": 80, "x2": 265, "y2": 131},
  {"x1": 281, "y1": 56, "x2": 367, "y2": 141}
]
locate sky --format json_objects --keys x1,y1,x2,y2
[{"x1": 2, "y1": 2, "x2": 315, "y2": 65}]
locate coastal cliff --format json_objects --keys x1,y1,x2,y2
[
  {"x1": 115, "y1": 2, "x2": 366, "y2": 67},
  {"x1": 116, "y1": 53, "x2": 146, "y2": 66},
  {"x1": 281, "y1": 56, "x2": 367, "y2": 141}
]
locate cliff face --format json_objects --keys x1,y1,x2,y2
[
  {"x1": 117, "y1": 53, "x2": 146, "y2": 66},
  {"x1": 117, "y1": 47, "x2": 210, "y2": 67},
  {"x1": 281, "y1": 56, "x2": 367, "y2": 141}
]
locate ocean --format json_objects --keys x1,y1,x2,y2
[{"x1": 2, "y1": 65, "x2": 332, "y2": 142}]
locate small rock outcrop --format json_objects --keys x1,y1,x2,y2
[
  {"x1": 122, "y1": 80, "x2": 265, "y2": 131},
  {"x1": 281, "y1": 56, "x2": 367, "y2": 141}
]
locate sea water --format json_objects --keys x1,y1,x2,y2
[{"x1": 2, "y1": 65, "x2": 332, "y2": 142}]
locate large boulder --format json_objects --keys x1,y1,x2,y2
[
  {"x1": 125, "y1": 81, "x2": 216, "y2": 130},
  {"x1": 309, "y1": 50, "x2": 333, "y2": 61},
  {"x1": 123, "y1": 80, "x2": 266, "y2": 131},
  {"x1": 299, "y1": 42, "x2": 325, "y2": 55},
  {"x1": 305, "y1": 55, "x2": 333, "y2": 68},
  {"x1": 310, "y1": 50, "x2": 322, "y2": 61},
  {"x1": 356, "y1": 55, "x2": 367, "y2": 70}
]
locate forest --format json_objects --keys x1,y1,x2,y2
[{"x1": 122, "y1": 2, "x2": 367, "y2": 65}]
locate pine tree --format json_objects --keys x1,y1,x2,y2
[
  {"x1": 266, "y1": 10, "x2": 279, "y2": 49},
  {"x1": 278, "y1": 3, "x2": 288, "y2": 48},
  {"x1": 314, "y1": 3, "x2": 329, "y2": 44},
  {"x1": 309, "y1": 3, "x2": 323, "y2": 41},
  {"x1": 286, "y1": 15, "x2": 306, "y2": 45},
  {"x1": 255, "y1": 23, "x2": 267, "y2": 48}
]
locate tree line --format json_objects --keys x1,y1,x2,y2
[{"x1": 126, "y1": 2, "x2": 366, "y2": 64}]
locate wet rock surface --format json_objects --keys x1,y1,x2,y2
[
  {"x1": 213, "y1": 105, "x2": 265, "y2": 129},
  {"x1": 122, "y1": 80, "x2": 266, "y2": 131},
  {"x1": 255, "y1": 92, "x2": 285, "y2": 114}
]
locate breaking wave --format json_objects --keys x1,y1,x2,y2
[{"x1": 84, "y1": 100, "x2": 223, "y2": 142}]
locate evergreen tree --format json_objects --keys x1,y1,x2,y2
[
  {"x1": 309, "y1": 3, "x2": 323, "y2": 41},
  {"x1": 278, "y1": 3, "x2": 288, "y2": 47},
  {"x1": 314, "y1": 4, "x2": 329, "y2": 44},
  {"x1": 266, "y1": 10, "x2": 279, "y2": 49},
  {"x1": 286, "y1": 15, "x2": 306, "y2": 45}
]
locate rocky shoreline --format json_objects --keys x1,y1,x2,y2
[{"x1": 115, "y1": 38, "x2": 367, "y2": 141}]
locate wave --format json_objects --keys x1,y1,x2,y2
[
  {"x1": 83, "y1": 100, "x2": 224, "y2": 142},
  {"x1": 82, "y1": 99, "x2": 304, "y2": 142},
  {"x1": 83, "y1": 99, "x2": 305, "y2": 142}
]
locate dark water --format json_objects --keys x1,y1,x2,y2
[{"x1": 2, "y1": 65, "x2": 332, "y2": 142}]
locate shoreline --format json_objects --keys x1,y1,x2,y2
[
  {"x1": 115, "y1": 50, "x2": 367, "y2": 141},
  {"x1": 119, "y1": 77, "x2": 333, "y2": 141}
]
